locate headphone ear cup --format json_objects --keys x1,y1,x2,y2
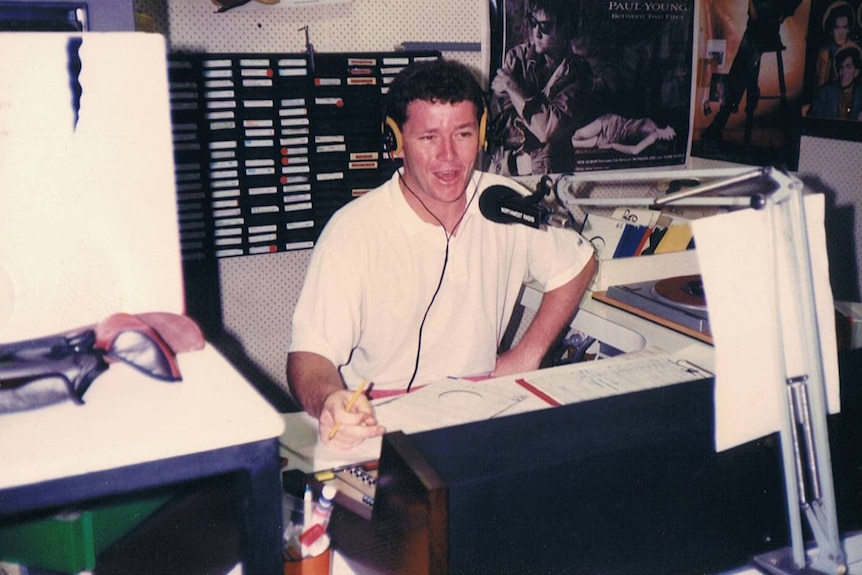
[
  {"x1": 382, "y1": 116, "x2": 403, "y2": 156},
  {"x1": 479, "y1": 106, "x2": 488, "y2": 151}
]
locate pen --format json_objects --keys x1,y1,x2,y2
[{"x1": 328, "y1": 380, "x2": 368, "y2": 440}]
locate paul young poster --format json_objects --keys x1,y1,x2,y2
[{"x1": 487, "y1": 0, "x2": 695, "y2": 175}]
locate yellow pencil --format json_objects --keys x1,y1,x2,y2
[{"x1": 328, "y1": 381, "x2": 368, "y2": 440}]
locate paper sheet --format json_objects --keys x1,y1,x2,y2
[
  {"x1": 520, "y1": 354, "x2": 712, "y2": 405},
  {"x1": 691, "y1": 193, "x2": 840, "y2": 451},
  {"x1": 280, "y1": 378, "x2": 544, "y2": 472},
  {"x1": 371, "y1": 377, "x2": 536, "y2": 432}
]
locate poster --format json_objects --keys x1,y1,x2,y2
[
  {"x1": 690, "y1": 0, "x2": 811, "y2": 169},
  {"x1": 801, "y1": 0, "x2": 862, "y2": 141},
  {"x1": 487, "y1": 0, "x2": 695, "y2": 175}
]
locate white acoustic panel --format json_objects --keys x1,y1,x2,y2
[{"x1": 0, "y1": 33, "x2": 183, "y2": 343}]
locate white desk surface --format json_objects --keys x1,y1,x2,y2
[
  {"x1": 0, "y1": 344, "x2": 285, "y2": 490},
  {"x1": 281, "y1": 296, "x2": 860, "y2": 575},
  {"x1": 279, "y1": 295, "x2": 716, "y2": 473}
]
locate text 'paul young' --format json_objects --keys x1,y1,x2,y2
[{"x1": 608, "y1": 2, "x2": 689, "y2": 12}]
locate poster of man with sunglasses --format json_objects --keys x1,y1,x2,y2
[{"x1": 487, "y1": 0, "x2": 695, "y2": 176}]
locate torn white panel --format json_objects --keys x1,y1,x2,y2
[{"x1": 0, "y1": 33, "x2": 183, "y2": 342}]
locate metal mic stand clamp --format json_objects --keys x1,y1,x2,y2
[{"x1": 658, "y1": 167, "x2": 855, "y2": 575}]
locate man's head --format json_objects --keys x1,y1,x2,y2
[
  {"x1": 824, "y1": 2, "x2": 854, "y2": 44},
  {"x1": 835, "y1": 45, "x2": 861, "y2": 88},
  {"x1": 384, "y1": 59, "x2": 486, "y2": 144},
  {"x1": 383, "y1": 60, "x2": 488, "y2": 224},
  {"x1": 524, "y1": 0, "x2": 580, "y2": 56}
]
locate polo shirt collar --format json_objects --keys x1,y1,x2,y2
[{"x1": 390, "y1": 169, "x2": 484, "y2": 236}]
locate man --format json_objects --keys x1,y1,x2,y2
[
  {"x1": 287, "y1": 59, "x2": 596, "y2": 449},
  {"x1": 810, "y1": 45, "x2": 862, "y2": 120},
  {"x1": 489, "y1": 0, "x2": 594, "y2": 175}
]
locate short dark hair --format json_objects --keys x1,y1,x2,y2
[
  {"x1": 835, "y1": 45, "x2": 862, "y2": 70},
  {"x1": 525, "y1": 0, "x2": 582, "y2": 37},
  {"x1": 824, "y1": 2, "x2": 854, "y2": 32},
  {"x1": 384, "y1": 59, "x2": 486, "y2": 129}
]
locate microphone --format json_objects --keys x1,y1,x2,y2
[{"x1": 479, "y1": 184, "x2": 575, "y2": 229}]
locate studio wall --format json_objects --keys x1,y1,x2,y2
[{"x1": 134, "y1": 0, "x2": 862, "y2": 404}]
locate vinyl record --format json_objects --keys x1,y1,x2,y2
[{"x1": 651, "y1": 275, "x2": 707, "y2": 310}]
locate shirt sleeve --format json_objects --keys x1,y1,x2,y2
[
  {"x1": 288, "y1": 217, "x2": 362, "y2": 368},
  {"x1": 527, "y1": 224, "x2": 595, "y2": 293}
]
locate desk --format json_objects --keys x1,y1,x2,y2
[
  {"x1": 0, "y1": 344, "x2": 286, "y2": 574},
  {"x1": 279, "y1": 295, "x2": 717, "y2": 475},
  {"x1": 281, "y1": 301, "x2": 862, "y2": 574},
  {"x1": 305, "y1": 349, "x2": 862, "y2": 575}
]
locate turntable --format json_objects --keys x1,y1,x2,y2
[{"x1": 593, "y1": 275, "x2": 712, "y2": 344}]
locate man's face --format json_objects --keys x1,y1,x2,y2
[
  {"x1": 837, "y1": 55, "x2": 860, "y2": 88},
  {"x1": 832, "y1": 16, "x2": 850, "y2": 45},
  {"x1": 398, "y1": 99, "x2": 481, "y2": 210},
  {"x1": 528, "y1": 9, "x2": 565, "y2": 56}
]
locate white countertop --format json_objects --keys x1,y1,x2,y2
[{"x1": 0, "y1": 344, "x2": 285, "y2": 490}]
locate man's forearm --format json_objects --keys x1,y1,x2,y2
[
  {"x1": 286, "y1": 351, "x2": 345, "y2": 418},
  {"x1": 514, "y1": 256, "x2": 597, "y2": 363}
]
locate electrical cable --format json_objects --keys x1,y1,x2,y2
[{"x1": 398, "y1": 170, "x2": 484, "y2": 392}]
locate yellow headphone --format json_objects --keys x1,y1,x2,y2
[{"x1": 382, "y1": 105, "x2": 488, "y2": 156}]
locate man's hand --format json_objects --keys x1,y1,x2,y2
[
  {"x1": 287, "y1": 351, "x2": 385, "y2": 449},
  {"x1": 318, "y1": 388, "x2": 385, "y2": 449},
  {"x1": 491, "y1": 68, "x2": 523, "y2": 100}
]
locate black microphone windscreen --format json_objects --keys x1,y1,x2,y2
[{"x1": 479, "y1": 185, "x2": 523, "y2": 224}]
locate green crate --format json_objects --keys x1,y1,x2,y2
[{"x1": 0, "y1": 494, "x2": 171, "y2": 573}]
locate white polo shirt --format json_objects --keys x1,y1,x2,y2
[{"x1": 289, "y1": 170, "x2": 594, "y2": 391}]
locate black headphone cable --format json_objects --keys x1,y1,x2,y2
[{"x1": 398, "y1": 170, "x2": 484, "y2": 392}]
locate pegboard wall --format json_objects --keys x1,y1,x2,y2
[
  {"x1": 136, "y1": 0, "x2": 486, "y2": 71},
  {"x1": 133, "y1": 0, "x2": 488, "y2": 402},
  {"x1": 134, "y1": 0, "x2": 862, "y2": 405}
]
